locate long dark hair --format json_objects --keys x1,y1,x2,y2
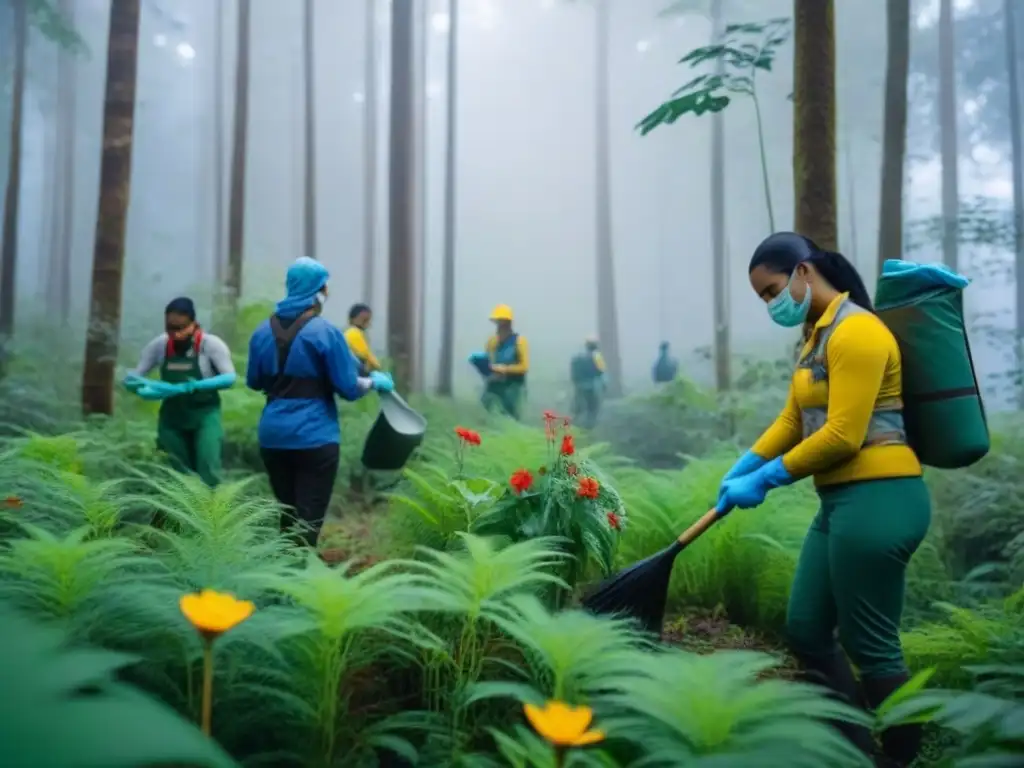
[{"x1": 748, "y1": 232, "x2": 874, "y2": 311}]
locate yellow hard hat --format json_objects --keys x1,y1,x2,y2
[{"x1": 489, "y1": 304, "x2": 514, "y2": 322}]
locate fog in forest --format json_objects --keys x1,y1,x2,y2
[{"x1": 1, "y1": 0, "x2": 1021, "y2": 405}]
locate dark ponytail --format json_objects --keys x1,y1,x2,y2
[
  {"x1": 748, "y1": 232, "x2": 873, "y2": 311},
  {"x1": 807, "y1": 249, "x2": 874, "y2": 311}
]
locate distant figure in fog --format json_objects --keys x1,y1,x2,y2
[
  {"x1": 468, "y1": 304, "x2": 529, "y2": 420},
  {"x1": 651, "y1": 341, "x2": 678, "y2": 384},
  {"x1": 570, "y1": 336, "x2": 605, "y2": 429}
]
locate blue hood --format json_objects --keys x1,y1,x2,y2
[{"x1": 275, "y1": 257, "x2": 330, "y2": 319}]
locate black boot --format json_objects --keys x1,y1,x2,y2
[
  {"x1": 863, "y1": 674, "x2": 922, "y2": 767},
  {"x1": 794, "y1": 648, "x2": 876, "y2": 757}
]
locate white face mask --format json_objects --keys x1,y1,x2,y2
[{"x1": 315, "y1": 290, "x2": 328, "y2": 307}]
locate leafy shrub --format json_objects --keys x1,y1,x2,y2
[
  {"x1": 1, "y1": 340, "x2": 1023, "y2": 766},
  {"x1": 0, "y1": 600, "x2": 235, "y2": 767}
]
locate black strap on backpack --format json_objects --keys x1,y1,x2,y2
[{"x1": 266, "y1": 311, "x2": 331, "y2": 402}]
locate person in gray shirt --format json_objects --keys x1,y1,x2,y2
[{"x1": 123, "y1": 297, "x2": 237, "y2": 486}]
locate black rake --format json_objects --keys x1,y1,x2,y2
[{"x1": 582, "y1": 507, "x2": 721, "y2": 635}]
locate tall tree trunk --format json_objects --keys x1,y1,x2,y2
[
  {"x1": 213, "y1": 0, "x2": 225, "y2": 284},
  {"x1": 594, "y1": 0, "x2": 623, "y2": 397},
  {"x1": 387, "y1": 0, "x2": 418, "y2": 392},
  {"x1": 50, "y1": 0, "x2": 76, "y2": 326},
  {"x1": 710, "y1": 0, "x2": 728, "y2": 393},
  {"x1": 81, "y1": 0, "x2": 141, "y2": 416},
  {"x1": 1005, "y1": 0, "x2": 1024, "y2": 403},
  {"x1": 225, "y1": 0, "x2": 251, "y2": 332},
  {"x1": 37, "y1": 102, "x2": 56, "y2": 300},
  {"x1": 412, "y1": 0, "x2": 428, "y2": 393},
  {"x1": 0, "y1": 0, "x2": 27, "y2": 342},
  {"x1": 877, "y1": 0, "x2": 911, "y2": 273},
  {"x1": 302, "y1": 0, "x2": 317, "y2": 259},
  {"x1": 938, "y1": 0, "x2": 959, "y2": 271},
  {"x1": 437, "y1": 0, "x2": 458, "y2": 396},
  {"x1": 362, "y1": 0, "x2": 379, "y2": 305},
  {"x1": 792, "y1": 0, "x2": 837, "y2": 251}
]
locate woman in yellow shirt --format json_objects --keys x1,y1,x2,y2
[
  {"x1": 343, "y1": 303, "x2": 382, "y2": 376},
  {"x1": 717, "y1": 232, "x2": 930, "y2": 768}
]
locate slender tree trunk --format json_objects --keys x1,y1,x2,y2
[
  {"x1": 938, "y1": 0, "x2": 959, "y2": 271},
  {"x1": 37, "y1": 102, "x2": 56, "y2": 301},
  {"x1": 213, "y1": 0, "x2": 225, "y2": 284},
  {"x1": 81, "y1": 0, "x2": 141, "y2": 416},
  {"x1": 792, "y1": 0, "x2": 837, "y2": 251},
  {"x1": 412, "y1": 0, "x2": 428, "y2": 392},
  {"x1": 56, "y1": 12, "x2": 76, "y2": 328},
  {"x1": 388, "y1": 0, "x2": 418, "y2": 392},
  {"x1": 594, "y1": 0, "x2": 623, "y2": 397},
  {"x1": 1005, "y1": 0, "x2": 1024, "y2": 403},
  {"x1": 437, "y1": 0, "x2": 458, "y2": 396},
  {"x1": 710, "y1": 0, "x2": 728, "y2": 393},
  {"x1": 47, "y1": 0, "x2": 77, "y2": 326},
  {"x1": 303, "y1": 0, "x2": 317, "y2": 259},
  {"x1": 225, "y1": 0, "x2": 252, "y2": 333},
  {"x1": 362, "y1": 0, "x2": 379, "y2": 305},
  {"x1": 0, "y1": 0, "x2": 27, "y2": 343},
  {"x1": 877, "y1": 0, "x2": 911, "y2": 274}
]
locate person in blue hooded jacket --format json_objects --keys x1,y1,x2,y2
[{"x1": 247, "y1": 257, "x2": 394, "y2": 548}]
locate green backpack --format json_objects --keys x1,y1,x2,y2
[{"x1": 874, "y1": 263, "x2": 989, "y2": 469}]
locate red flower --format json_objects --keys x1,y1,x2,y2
[
  {"x1": 510, "y1": 469, "x2": 534, "y2": 495},
  {"x1": 560, "y1": 434, "x2": 575, "y2": 456},
  {"x1": 4, "y1": 495, "x2": 22, "y2": 508},
  {"x1": 577, "y1": 477, "x2": 600, "y2": 499},
  {"x1": 543, "y1": 410, "x2": 558, "y2": 422},
  {"x1": 566, "y1": 463, "x2": 578, "y2": 476},
  {"x1": 454, "y1": 426, "x2": 481, "y2": 446},
  {"x1": 606, "y1": 511, "x2": 622, "y2": 531}
]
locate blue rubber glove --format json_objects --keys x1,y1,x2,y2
[
  {"x1": 468, "y1": 351, "x2": 488, "y2": 363},
  {"x1": 137, "y1": 380, "x2": 184, "y2": 398},
  {"x1": 717, "y1": 451, "x2": 767, "y2": 507},
  {"x1": 123, "y1": 374, "x2": 147, "y2": 393},
  {"x1": 136, "y1": 384, "x2": 181, "y2": 401},
  {"x1": 185, "y1": 373, "x2": 237, "y2": 393},
  {"x1": 717, "y1": 456, "x2": 795, "y2": 515},
  {"x1": 369, "y1": 371, "x2": 395, "y2": 393}
]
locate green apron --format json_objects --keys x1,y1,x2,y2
[{"x1": 157, "y1": 339, "x2": 223, "y2": 487}]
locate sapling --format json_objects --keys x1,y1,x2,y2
[{"x1": 638, "y1": 17, "x2": 792, "y2": 231}]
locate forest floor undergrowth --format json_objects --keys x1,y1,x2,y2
[
  {"x1": 316, "y1": 499, "x2": 952, "y2": 765},
  {"x1": 318, "y1": 499, "x2": 796, "y2": 668}
]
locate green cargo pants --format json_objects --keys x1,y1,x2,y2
[
  {"x1": 157, "y1": 407, "x2": 224, "y2": 487},
  {"x1": 482, "y1": 379, "x2": 524, "y2": 421},
  {"x1": 786, "y1": 476, "x2": 931, "y2": 680}
]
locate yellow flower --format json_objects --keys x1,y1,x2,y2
[
  {"x1": 523, "y1": 700, "x2": 606, "y2": 747},
  {"x1": 179, "y1": 589, "x2": 255, "y2": 638}
]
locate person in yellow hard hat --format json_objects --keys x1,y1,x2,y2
[{"x1": 468, "y1": 304, "x2": 529, "y2": 420}]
